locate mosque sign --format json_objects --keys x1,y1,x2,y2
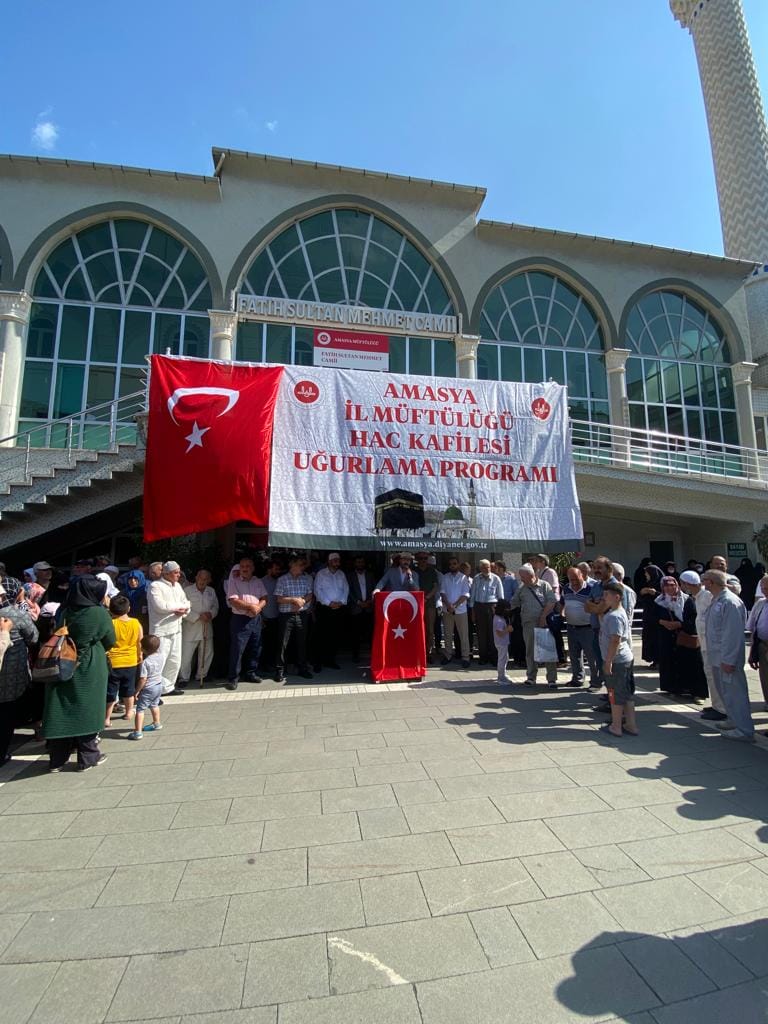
[
  {"x1": 236, "y1": 293, "x2": 459, "y2": 338},
  {"x1": 268, "y1": 365, "x2": 583, "y2": 551}
]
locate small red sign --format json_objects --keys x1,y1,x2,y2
[
  {"x1": 532, "y1": 398, "x2": 551, "y2": 421},
  {"x1": 293, "y1": 380, "x2": 320, "y2": 404},
  {"x1": 314, "y1": 328, "x2": 389, "y2": 353}
]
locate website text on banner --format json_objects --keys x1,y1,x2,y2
[
  {"x1": 370, "y1": 590, "x2": 427, "y2": 682},
  {"x1": 268, "y1": 366, "x2": 583, "y2": 551}
]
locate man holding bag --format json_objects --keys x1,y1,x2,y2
[{"x1": 509, "y1": 563, "x2": 557, "y2": 687}]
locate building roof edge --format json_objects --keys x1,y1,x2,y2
[
  {"x1": 478, "y1": 218, "x2": 758, "y2": 269},
  {"x1": 0, "y1": 152, "x2": 219, "y2": 185}
]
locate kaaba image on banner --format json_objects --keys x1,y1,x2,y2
[{"x1": 374, "y1": 488, "x2": 426, "y2": 531}]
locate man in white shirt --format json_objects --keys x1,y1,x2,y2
[
  {"x1": 179, "y1": 569, "x2": 219, "y2": 686},
  {"x1": 313, "y1": 553, "x2": 349, "y2": 671},
  {"x1": 681, "y1": 569, "x2": 725, "y2": 722},
  {"x1": 225, "y1": 557, "x2": 267, "y2": 690},
  {"x1": 440, "y1": 555, "x2": 471, "y2": 668},
  {"x1": 147, "y1": 560, "x2": 191, "y2": 695}
]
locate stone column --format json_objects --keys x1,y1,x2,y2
[
  {"x1": 605, "y1": 347, "x2": 631, "y2": 429},
  {"x1": 604, "y1": 347, "x2": 632, "y2": 468},
  {"x1": 454, "y1": 334, "x2": 480, "y2": 380},
  {"x1": 731, "y1": 359, "x2": 758, "y2": 449},
  {"x1": 0, "y1": 290, "x2": 32, "y2": 445},
  {"x1": 208, "y1": 310, "x2": 238, "y2": 361}
]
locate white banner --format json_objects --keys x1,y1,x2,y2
[{"x1": 268, "y1": 366, "x2": 583, "y2": 552}]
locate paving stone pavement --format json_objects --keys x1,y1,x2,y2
[{"x1": 2, "y1": 664, "x2": 768, "y2": 1023}]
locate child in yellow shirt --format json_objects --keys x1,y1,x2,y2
[{"x1": 106, "y1": 594, "x2": 143, "y2": 728}]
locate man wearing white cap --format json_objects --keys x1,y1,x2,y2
[
  {"x1": 147, "y1": 560, "x2": 191, "y2": 695},
  {"x1": 313, "y1": 553, "x2": 349, "y2": 671},
  {"x1": 679, "y1": 569, "x2": 725, "y2": 722}
]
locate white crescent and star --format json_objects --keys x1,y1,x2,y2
[
  {"x1": 382, "y1": 591, "x2": 419, "y2": 639},
  {"x1": 167, "y1": 387, "x2": 240, "y2": 454}
]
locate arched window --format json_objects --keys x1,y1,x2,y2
[
  {"x1": 624, "y1": 290, "x2": 737, "y2": 444},
  {"x1": 477, "y1": 270, "x2": 608, "y2": 423},
  {"x1": 237, "y1": 208, "x2": 456, "y2": 377},
  {"x1": 20, "y1": 219, "x2": 212, "y2": 445}
]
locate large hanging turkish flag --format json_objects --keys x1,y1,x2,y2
[
  {"x1": 143, "y1": 356, "x2": 284, "y2": 541},
  {"x1": 370, "y1": 590, "x2": 426, "y2": 682}
]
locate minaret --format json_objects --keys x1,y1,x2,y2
[
  {"x1": 467, "y1": 480, "x2": 478, "y2": 529},
  {"x1": 670, "y1": 0, "x2": 768, "y2": 260},
  {"x1": 671, "y1": 0, "x2": 768, "y2": 393}
]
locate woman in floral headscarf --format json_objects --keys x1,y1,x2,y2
[
  {"x1": 653, "y1": 575, "x2": 708, "y2": 701},
  {"x1": 0, "y1": 577, "x2": 38, "y2": 765}
]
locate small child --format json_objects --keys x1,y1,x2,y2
[
  {"x1": 106, "y1": 594, "x2": 142, "y2": 728},
  {"x1": 599, "y1": 580, "x2": 638, "y2": 737},
  {"x1": 493, "y1": 599, "x2": 514, "y2": 685},
  {"x1": 129, "y1": 635, "x2": 164, "y2": 740}
]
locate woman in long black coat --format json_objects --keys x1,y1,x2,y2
[
  {"x1": 0, "y1": 577, "x2": 39, "y2": 764},
  {"x1": 653, "y1": 576, "x2": 708, "y2": 700},
  {"x1": 636, "y1": 562, "x2": 663, "y2": 666}
]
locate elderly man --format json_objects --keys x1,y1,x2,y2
[
  {"x1": 703, "y1": 569, "x2": 754, "y2": 741},
  {"x1": 531, "y1": 554, "x2": 564, "y2": 662},
  {"x1": 440, "y1": 556, "x2": 472, "y2": 668},
  {"x1": 469, "y1": 559, "x2": 504, "y2": 666},
  {"x1": 562, "y1": 565, "x2": 598, "y2": 687},
  {"x1": 509, "y1": 563, "x2": 557, "y2": 687},
  {"x1": 680, "y1": 569, "x2": 726, "y2": 722},
  {"x1": 179, "y1": 569, "x2": 219, "y2": 687},
  {"x1": 274, "y1": 556, "x2": 314, "y2": 682},
  {"x1": 225, "y1": 557, "x2": 267, "y2": 690},
  {"x1": 147, "y1": 561, "x2": 163, "y2": 582},
  {"x1": 147, "y1": 560, "x2": 191, "y2": 695},
  {"x1": 313, "y1": 553, "x2": 350, "y2": 672}
]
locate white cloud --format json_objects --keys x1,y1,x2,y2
[
  {"x1": 32, "y1": 112, "x2": 59, "y2": 151},
  {"x1": 265, "y1": 120, "x2": 278, "y2": 133}
]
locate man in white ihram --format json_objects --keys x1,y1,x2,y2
[{"x1": 147, "y1": 560, "x2": 191, "y2": 695}]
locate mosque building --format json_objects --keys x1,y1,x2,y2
[{"x1": 0, "y1": 0, "x2": 767, "y2": 569}]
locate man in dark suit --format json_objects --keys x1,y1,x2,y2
[
  {"x1": 374, "y1": 552, "x2": 420, "y2": 594},
  {"x1": 346, "y1": 555, "x2": 376, "y2": 663}
]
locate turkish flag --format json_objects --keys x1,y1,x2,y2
[
  {"x1": 370, "y1": 590, "x2": 426, "y2": 682},
  {"x1": 143, "y1": 356, "x2": 284, "y2": 541}
]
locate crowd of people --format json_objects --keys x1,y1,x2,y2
[{"x1": 0, "y1": 547, "x2": 765, "y2": 771}]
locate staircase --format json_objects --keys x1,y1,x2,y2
[{"x1": 0, "y1": 392, "x2": 147, "y2": 549}]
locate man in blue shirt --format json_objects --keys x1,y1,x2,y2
[{"x1": 561, "y1": 565, "x2": 598, "y2": 687}]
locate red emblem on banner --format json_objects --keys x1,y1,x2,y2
[
  {"x1": 532, "y1": 397, "x2": 551, "y2": 421},
  {"x1": 294, "y1": 380, "x2": 320, "y2": 404}
]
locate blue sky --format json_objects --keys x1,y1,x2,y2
[{"x1": 4, "y1": 0, "x2": 768, "y2": 255}]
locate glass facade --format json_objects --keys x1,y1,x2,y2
[
  {"x1": 477, "y1": 270, "x2": 609, "y2": 424},
  {"x1": 238, "y1": 208, "x2": 456, "y2": 376},
  {"x1": 624, "y1": 290, "x2": 737, "y2": 444},
  {"x1": 23, "y1": 219, "x2": 211, "y2": 445}
]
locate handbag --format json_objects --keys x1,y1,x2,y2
[
  {"x1": 31, "y1": 626, "x2": 78, "y2": 683},
  {"x1": 676, "y1": 630, "x2": 700, "y2": 650}
]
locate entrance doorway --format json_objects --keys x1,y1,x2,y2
[{"x1": 649, "y1": 541, "x2": 675, "y2": 568}]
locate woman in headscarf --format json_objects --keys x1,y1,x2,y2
[
  {"x1": 735, "y1": 558, "x2": 760, "y2": 611},
  {"x1": 0, "y1": 577, "x2": 39, "y2": 765},
  {"x1": 122, "y1": 569, "x2": 148, "y2": 631},
  {"x1": 22, "y1": 582, "x2": 45, "y2": 622},
  {"x1": 637, "y1": 562, "x2": 663, "y2": 666},
  {"x1": 653, "y1": 575, "x2": 708, "y2": 701},
  {"x1": 42, "y1": 575, "x2": 115, "y2": 772}
]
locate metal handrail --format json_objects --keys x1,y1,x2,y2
[
  {"x1": 0, "y1": 389, "x2": 147, "y2": 447},
  {"x1": 0, "y1": 390, "x2": 148, "y2": 487},
  {"x1": 570, "y1": 418, "x2": 766, "y2": 485}
]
